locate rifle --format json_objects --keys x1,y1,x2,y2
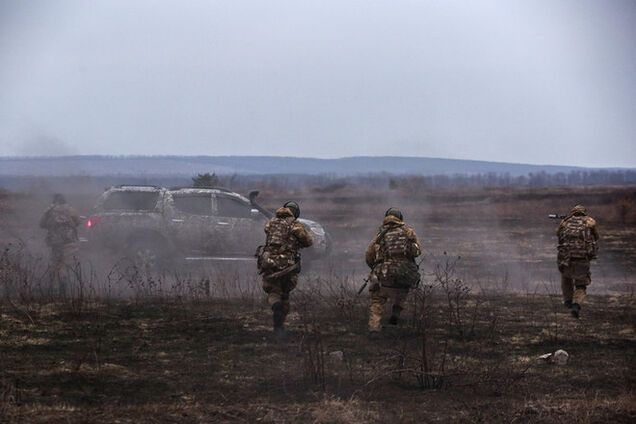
[
  {"x1": 548, "y1": 214, "x2": 566, "y2": 220},
  {"x1": 357, "y1": 278, "x2": 369, "y2": 295}
]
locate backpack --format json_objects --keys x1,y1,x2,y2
[
  {"x1": 256, "y1": 217, "x2": 296, "y2": 273},
  {"x1": 375, "y1": 225, "x2": 420, "y2": 288},
  {"x1": 379, "y1": 226, "x2": 410, "y2": 260},
  {"x1": 558, "y1": 216, "x2": 596, "y2": 260}
]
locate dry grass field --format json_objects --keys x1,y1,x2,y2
[{"x1": 1, "y1": 184, "x2": 635, "y2": 423}]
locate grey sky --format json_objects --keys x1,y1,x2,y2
[{"x1": 1, "y1": 0, "x2": 634, "y2": 167}]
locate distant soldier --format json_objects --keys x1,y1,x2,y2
[
  {"x1": 257, "y1": 201, "x2": 313, "y2": 337},
  {"x1": 365, "y1": 208, "x2": 421, "y2": 334},
  {"x1": 556, "y1": 205, "x2": 599, "y2": 319},
  {"x1": 39, "y1": 194, "x2": 81, "y2": 296}
]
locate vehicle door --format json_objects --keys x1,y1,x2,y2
[
  {"x1": 167, "y1": 192, "x2": 221, "y2": 255},
  {"x1": 211, "y1": 194, "x2": 267, "y2": 256}
]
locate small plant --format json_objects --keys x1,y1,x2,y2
[{"x1": 192, "y1": 172, "x2": 219, "y2": 188}]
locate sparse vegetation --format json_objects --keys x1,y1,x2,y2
[
  {"x1": 191, "y1": 172, "x2": 219, "y2": 188},
  {"x1": 0, "y1": 183, "x2": 634, "y2": 422}
]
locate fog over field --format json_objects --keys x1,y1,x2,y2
[
  {"x1": 1, "y1": 0, "x2": 635, "y2": 167},
  {"x1": 1, "y1": 1, "x2": 635, "y2": 423}
]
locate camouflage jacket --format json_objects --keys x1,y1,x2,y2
[
  {"x1": 366, "y1": 215, "x2": 421, "y2": 267},
  {"x1": 557, "y1": 210, "x2": 599, "y2": 263},
  {"x1": 39, "y1": 204, "x2": 81, "y2": 246},
  {"x1": 260, "y1": 207, "x2": 313, "y2": 271}
]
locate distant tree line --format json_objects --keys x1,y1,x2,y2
[
  {"x1": 1, "y1": 169, "x2": 635, "y2": 194},
  {"x1": 215, "y1": 169, "x2": 636, "y2": 191}
]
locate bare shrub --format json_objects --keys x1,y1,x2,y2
[
  {"x1": 434, "y1": 253, "x2": 473, "y2": 339},
  {"x1": 0, "y1": 377, "x2": 17, "y2": 422}
]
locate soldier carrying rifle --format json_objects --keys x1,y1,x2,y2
[
  {"x1": 365, "y1": 208, "x2": 421, "y2": 336},
  {"x1": 256, "y1": 201, "x2": 312, "y2": 338},
  {"x1": 553, "y1": 205, "x2": 599, "y2": 319}
]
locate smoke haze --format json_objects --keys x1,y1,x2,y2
[{"x1": 1, "y1": 0, "x2": 634, "y2": 167}]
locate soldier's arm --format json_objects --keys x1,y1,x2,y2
[
  {"x1": 365, "y1": 238, "x2": 378, "y2": 268},
  {"x1": 39, "y1": 207, "x2": 52, "y2": 229},
  {"x1": 588, "y1": 217, "x2": 600, "y2": 241},
  {"x1": 70, "y1": 208, "x2": 81, "y2": 227},
  {"x1": 406, "y1": 227, "x2": 421, "y2": 258},
  {"x1": 292, "y1": 222, "x2": 313, "y2": 248}
]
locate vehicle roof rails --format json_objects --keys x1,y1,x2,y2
[
  {"x1": 168, "y1": 186, "x2": 235, "y2": 193},
  {"x1": 114, "y1": 184, "x2": 163, "y2": 189}
]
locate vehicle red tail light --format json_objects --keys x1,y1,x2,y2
[{"x1": 86, "y1": 216, "x2": 101, "y2": 228}]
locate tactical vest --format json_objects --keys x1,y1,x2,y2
[
  {"x1": 374, "y1": 225, "x2": 420, "y2": 288},
  {"x1": 46, "y1": 207, "x2": 78, "y2": 245},
  {"x1": 379, "y1": 225, "x2": 409, "y2": 260},
  {"x1": 265, "y1": 217, "x2": 295, "y2": 252},
  {"x1": 257, "y1": 217, "x2": 298, "y2": 274},
  {"x1": 558, "y1": 216, "x2": 593, "y2": 260}
]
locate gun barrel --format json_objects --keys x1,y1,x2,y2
[{"x1": 548, "y1": 214, "x2": 566, "y2": 219}]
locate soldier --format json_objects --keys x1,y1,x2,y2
[
  {"x1": 257, "y1": 201, "x2": 313, "y2": 337},
  {"x1": 365, "y1": 207, "x2": 421, "y2": 334},
  {"x1": 556, "y1": 205, "x2": 599, "y2": 319},
  {"x1": 39, "y1": 194, "x2": 81, "y2": 296}
]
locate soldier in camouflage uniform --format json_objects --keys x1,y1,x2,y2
[
  {"x1": 257, "y1": 201, "x2": 313, "y2": 336},
  {"x1": 365, "y1": 208, "x2": 421, "y2": 334},
  {"x1": 39, "y1": 194, "x2": 81, "y2": 296},
  {"x1": 557, "y1": 205, "x2": 599, "y2": 319}
]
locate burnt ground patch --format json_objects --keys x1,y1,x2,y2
[{"x1": 1, "y1": 294, "x2": 634, "y2": 423}]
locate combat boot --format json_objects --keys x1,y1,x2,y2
[
  {"x1": 570, "y1": 303, "x2": 581, "y2": 319},
  {"x1": 389, "y1": 305, "x2": 403, "y2": 325},
  {"x1": 563, "y1": 300, "x2": 572, "y2": 309},
  {"x1": 272, "y1": 302, "x2": 286, "y2": 339}
]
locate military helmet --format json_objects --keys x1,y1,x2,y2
[
  {"x1": 570, "y1": 205, "x2": 587, "y2": 216},
  {"x1": 283, "y1": 201, "x2": 300, "y2": 219},
  {"x1": 53, "y1": 193, "x2": 67, "y2": 204},
  {"x1": 385, "y1": 207, "x2": 403, "y2": 221}
]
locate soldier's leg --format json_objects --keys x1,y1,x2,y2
[
  {"x1": 50, "y1": 246, "x2": 64, "y2": 297},
  {"x1": 263, "y1": 277, "x2": 284, "y2": 330},
  {"x1": 560, "y1": 273, "x2": 574, "y2": 308},
  {"x1": 569, "y1": 261, "x2": 591, "y2": 319},
  {"x1": 369, "y1": 287, "x2": 388, "y2": 332},
  {"x1": 389, "y1": 288, "x2": 409, "y2": 325},
  {"x1": 58, "y1": 243, "x2": 79, "y2": 297},
  {"x1": 573, "y1": 285, "x2": 587, "y2": 305},
  {"x1": 279, "y1": 274, "x2": 298, "y2": 327}
]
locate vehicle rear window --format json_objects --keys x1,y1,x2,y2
[
  {"x1": 173, "y1": 195, "x2": 212, "y2": 215},
  {"x1": 102, "y1": 191, "x2": 160, "y2": 211},
  {"x1": 217, "y1": 196, "x2": 252, "y2": 218}
]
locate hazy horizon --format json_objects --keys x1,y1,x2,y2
[
  {"x1": 1, "y1": 0, "x2": 635, "y2": 167},
  {"x1": 1, "y1": 153, "x2": 635, "y2": 170}
]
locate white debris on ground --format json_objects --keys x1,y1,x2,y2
[{"x1": 539, "y1": 349, "x2": 569, "y2": 365}]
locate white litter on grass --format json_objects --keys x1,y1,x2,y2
[{"x1": 539, "y1": 349, "x2": 569, "y2": 365}]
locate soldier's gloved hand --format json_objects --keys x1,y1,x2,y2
[{"x1": 369, "y1": 282, "x2": 381, "y2": 292}]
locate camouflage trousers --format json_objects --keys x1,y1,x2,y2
[
  {"x1": 49, "y1": 242, "x2": 79, "y2": 297},
  {"x1": 262, "y1": 273, "x2": 298, "y2": 320},
  {"x1": 560, "y1": 259, "x2": 591, "y2": 305},
  {"x1": 369, "y1": 285, "x2": 409, "y2": 332}
]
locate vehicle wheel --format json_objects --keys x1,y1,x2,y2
[{"x1": 127, "y1": 239, "x2": 168, "y2": 272}]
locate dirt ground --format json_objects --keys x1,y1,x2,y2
[
  {"x1": 1, "y1": 293, "x2": 634, "y2": 423},
  {"x1": 1, "y1": 184, "x2": 635, "y2": 422}
]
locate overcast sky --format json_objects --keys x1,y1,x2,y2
[{"x1": 1, "y1": 0, "x2": 634, "y2": 167}]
